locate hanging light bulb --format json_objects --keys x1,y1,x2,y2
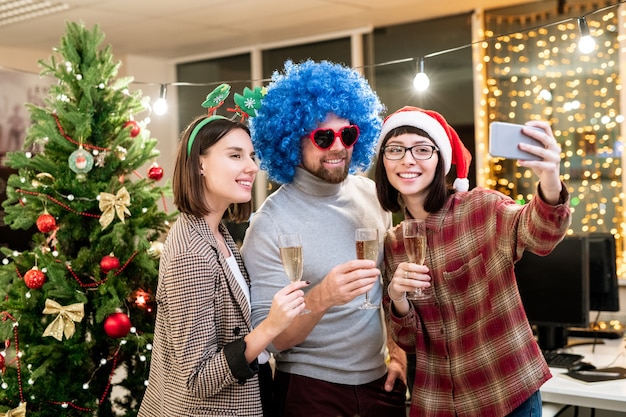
[
  {"x1": 153, "y1": 84, "x2": 168, "y2": 115},
  {"x1": 413, "y1": 57, "x2": 430, "y2": 92},
  {"x1": 577, "y1": 16, "x2": 596, "y2": 54}
]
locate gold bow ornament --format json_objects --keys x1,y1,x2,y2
[
  {"x1": 2, "y1": 402, "x2": 26, "y2": 417},
  {"x1": 42, "y1": 299, "x2": 85, "y2": 341},
  {"x1": 99, "y1": 186, "x2": 131, "y2": 229}
]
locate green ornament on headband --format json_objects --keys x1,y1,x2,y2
[
  {"x1": 187, "y1": 84, "x2": 231, "y2": 156},
  {"x1": 187, "y1": 83, "x2": 267, "y2": 156},
  {"x1": 203, "y1": 83, "x2": 231, "y2": 112},
  {"x1": 233, "y1": 86, "x2": 266, "y2": 118}
]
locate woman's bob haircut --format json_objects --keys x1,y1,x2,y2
[{"x1": 173, "y1": 116, "x2": 253, "y2": 223}]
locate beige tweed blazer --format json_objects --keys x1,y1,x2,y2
[{"x1": 138, "y1": 213, "x2": 262, "y2": 417}]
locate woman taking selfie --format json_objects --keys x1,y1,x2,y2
[{"x1": 375, "y1": 106, "x2": 571, "y2": 417}]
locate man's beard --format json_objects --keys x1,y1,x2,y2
[{"x1": 305, "y1": 154, "x2": 350, "y2": 184}]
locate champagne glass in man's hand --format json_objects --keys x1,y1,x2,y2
[
  {"x1": 402, "y1": 219, "x2": 432, "y2": 300},
  {"x1": 279, "y1": 233, "x2": 310, "y2": 314},
  {"x1": 355, "y1": 228, "x2": 380, "y2": 310}
]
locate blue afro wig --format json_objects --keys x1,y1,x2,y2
[{"x1": 250, "y1": 59, "x2": 384, "y2": 184}]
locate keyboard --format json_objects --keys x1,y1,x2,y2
[
  {"x1": 542, "y1": 351, "x2": 584, "y2": 369},
  {"x1": 568, "y1": 321, "x2": 624, "y2": 340}
]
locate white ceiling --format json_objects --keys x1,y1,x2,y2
[{"x1": 0, "y1": 0, "x2": 534, "y2": 61}]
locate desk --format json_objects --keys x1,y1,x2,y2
[{"x1": 541, "y1": 337, "x2": 626, "y2": 413}]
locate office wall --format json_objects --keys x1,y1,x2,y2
[
  {"x1": 0, "y1": 46, "x2": 45, "y2": 72},
  {"x1": 122, "y1": 54, "x2": 178, "y2": 217}
]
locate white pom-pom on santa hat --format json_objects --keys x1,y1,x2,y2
[{"x1": 378, "y1": 106, "x2": 472, "y2": 192}]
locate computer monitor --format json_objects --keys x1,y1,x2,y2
[
  {"x1": 588, "y1": 233, "x2": 620, "y2": 312},
  {"x1": 515, "y1": 235, "x2": 590, "y2": 351}
]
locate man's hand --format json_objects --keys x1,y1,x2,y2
[
  {"x1": 384, "y1": 327, "x2": 407, "y2": 392},
  {"x1": 385, "y1": 355, "x2": 407, "y2": 392},
  {"x1": 272, "y1": 259, "x2": 379, "y2": 351},
  {"x1": 315, "y1": 259, "x2": 380, "y2": 309}
]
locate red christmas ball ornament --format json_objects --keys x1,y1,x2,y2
[
  {"x1": 123, "y1": 120, "x2": 141, "y2": 138},
  {"x1": 104, "y1": 312, "x2": 132, "y2": 338},
  {"x1": 0, "y1": 352, "x2": 5, "y2": 370},
  {"x1": 100, "y1": 253, "x2": 120, "y2": 274},
  {"x1": 24, "y1": 267, "x2": 46, "y2": 289},
  {"x1": 147, "y1": 163, "x2": 164, "y2": 181},
  {"x1": 36, "y1": 213, "x2": 56, "y2": 233}
]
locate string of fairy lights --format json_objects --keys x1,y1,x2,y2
[
  {"x1": 140, "y1": 1, "x2": 624, "y2": 114},
  {"x1": 2, "y1": 2, "x2": 625, "y2": 245},
  {"x1": 3, "y1": 2, "x2": 626, "y2": 273},
  {"x1": 135, "y1": 0, "x2": 626, "y2": 274},
  {"x1": 1, "y1": 2, "x2": 621, "y2": 112},
  {"x1": 475, "y1": 1, "x2": 626, "y2": 275}
]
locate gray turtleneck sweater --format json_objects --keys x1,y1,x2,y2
[{"x1": 241, "y1": 167, "x2": 392, "y2": 385}]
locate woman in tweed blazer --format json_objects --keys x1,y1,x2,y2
[{"x1": 138, "y1": 115, "x2": 308, "y2": 417}]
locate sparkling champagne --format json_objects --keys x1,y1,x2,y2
[
  {"x1": 280, "y1": 246, "x2": 303, "y2": 282},
  {"x1": 404, "y1": 235, "x2": 426, "y2": 265},
  {"x1": 355, "y1": 228, "x2": 380, "y2": 310},
  {"x1": 356, "y1": 239, "x2": 379, "y2": 262}
]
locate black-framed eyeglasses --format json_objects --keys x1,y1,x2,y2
[{"x1": 382, "y1": 144, "x2": 439, "y2": 161}]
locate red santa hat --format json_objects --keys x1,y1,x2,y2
[{"x1": 378, "y1": 106, "x2": 471, "y2": 192}]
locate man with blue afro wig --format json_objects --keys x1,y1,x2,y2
[
  {"x1": 241, "y1": 59, "x2": 407, "y2": 417},
  {"x1": 250, "y1": 59, "x2": 384, "y2": 184}
]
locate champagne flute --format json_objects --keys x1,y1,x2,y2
[
  {"x1": 278, "y1": 233, "x2": 310, "y2": 314},
  {"x1": 355, "y1": 228, "x2": 380, "y2": 310},
  {"x1": 402, "y1": 219, "x2": 432, "y2": 300}
]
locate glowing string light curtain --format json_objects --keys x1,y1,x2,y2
[{"x1": 479, "y1": 0, "x2": 624, "y2": 275}]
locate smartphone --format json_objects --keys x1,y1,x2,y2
[{"x1": 489, "y1": 121, "x2": 543, "y2": 161}]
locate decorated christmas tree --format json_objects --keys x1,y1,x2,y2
[{"x1": 0, "y1": 22, "x2": 176, "y2": 416}]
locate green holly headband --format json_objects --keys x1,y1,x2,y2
[{"x1": 187, "y1": 83, "x2": 266, "y2": 156}]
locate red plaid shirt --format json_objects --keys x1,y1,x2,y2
[{"x1": 383, "y1": 186, "x2": 571, "y2": 417}]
